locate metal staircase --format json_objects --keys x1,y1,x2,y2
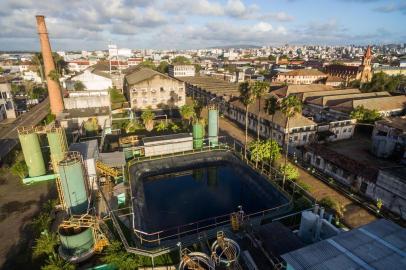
[{"x1": 96, "y1": 160, "x2": 120, "y2": 178}]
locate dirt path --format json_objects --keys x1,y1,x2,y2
[
  {"x1": 0, "y1": 168, "x2": 55, "y2": 269},
  {"x1": 217, "y1": 116, "x2": 376, "y2": 228}
]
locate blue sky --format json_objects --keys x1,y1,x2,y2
[{"x1": 0, "y1": 0, "x2": 405, "y2": 51}]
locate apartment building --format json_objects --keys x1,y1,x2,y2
[
  {"x1": 124, "y1": 67, "x2": 185, "y2": 110},
  {"x1": 274, "y1": 69, "x2": 327, "y2": 84},
  {"x1": 168, "y1": 64, "x2": 195, "y2": 77}
]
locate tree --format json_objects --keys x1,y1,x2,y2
[
  {"x1": 172, "y1": 56, "x2": 191, "y2": 65},
  {"x1": 319, "y1": 196, "x2": 346, "y2": 222},
  {"x1": 141, "y1": 108, "x2": 155, "y2": 131},
  {"x1": 10, "y1": 160, "x2": 28, "y2": 179},
  {"x1": 32, "y1": 53, "x2": 45, "y2": 82},
  {"x1": 361, "y1": 72, "x2": 405, "y2": 93},
  {"x1": 0, "y1": 67, "x2": 3, "y2": 74},
  {"x1": 265, "y1": 96, "x2": 279, "y2": 142},
  {"x1": 32, "y1": 212, "x2": 52, "y2": 235},
  {"x1": 138, "y1": 60, "x2": 156, "y2": 70},
  {"x1": 194, "y1": 64, "x2": 202, "y2": 73},
  {"x1": 33, "y1": 232, "x2": 59, "y2": 258},
  {"x1": 350, "y1": 105, "x2": 381, "y2": 123},
  {"x1": 238, "y1": 81, "x2": 256, "y2": 151},
  {"x1": 280, "y1": 95, "x2": 302, "y2": 186},
  {"x1": 279, "y1": 164, "x2": 299, "y2": 181},
  {"x1": 32, "y1": 86, "x2": 47, "y2": 99},
  {"x1": 102, "y1": 241, "x2": 141, "y2": 270},
  {"x1": 170, "y1": 122, "x2": 180, "y2": 133},
  {"x1": 249, "y1": 139, "x2": 281, "y2": 168},
  {"x1": 179, "y1": 104, "x2": 195, "y2": 126},
  {"x1": 48, "y1": 70, "x2": 60, "y2": 82},
  {"x1": 193, "y1": 99, "x2": 204, "y2": 119},
  {"x1": 252, "y1": 81, "x2": 270, "y2": 140},
  {"x1": 156, "y1": 121, "x2": 168, "y2": 132},
  {"x1": 73, "y1": 81, "x2": 86, "y2": 91},
  {"x1": 156, "y1": 61, "x2": 169, "y2": 73}
]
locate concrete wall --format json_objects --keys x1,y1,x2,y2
[
  {"x1": 365, "y1": 170, "x2": 406, "y2": 219},
  {"x1": 125, "y1": 75, "x2": 185, "y2": 110},
  {"x1": 64, "y1": 94, "x2": 110, "y2": 110},
  {"x1": 67, "y1": 70, "x2": 112, "y2": 91},
  {"x1": 143, "y1": 136, "x2": 193, "y2": 157}
]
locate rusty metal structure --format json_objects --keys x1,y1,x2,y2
[{"x1": 36, "y1": 15, "x2": 64, "y2": 115}]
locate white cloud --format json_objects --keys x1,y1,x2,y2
[{"x1": 253, "y1": 22, "x2": 273, "y2": 32}]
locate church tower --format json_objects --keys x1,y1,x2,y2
[{"x1": 357, "y1": 45, "x2": 373, "y2": 83}]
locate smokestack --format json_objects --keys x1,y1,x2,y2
[{"x1": 36, "y1": 15, "x2": 64, "y2": 115}]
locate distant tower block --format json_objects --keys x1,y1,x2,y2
[{"x1": 36, "y1": 15, "x2": 64, "y2": 115}]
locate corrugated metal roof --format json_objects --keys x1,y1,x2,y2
[{"x1": 281, "y1": 219, "x2": 406, "y2": 270}]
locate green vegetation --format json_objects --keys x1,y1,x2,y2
[
  {"x1": 280, "y1": 95, "x2": 302, "y2": 185},
  {"x1": 102, "y1": 241, "x2": 142, "y2": 270},
  {"x1": 41, "y1": 254, "x2": 75, "y2": 270},
  {"x1": 376, "y1": 198, "x2": 383, "y2": 213},
  {"x1": 0, "y1": 66, "x2": 3, "y2": 74},
  {"x1": 84, "y1": 118, "x2": 99, "y2": 134},
  {"x1": 319, "y1": 196, "x2": 345, "y2": 222},
  {"x1": 249, "y1": 139, "x2": 281, "y2": 166},
  {"x1": 279, "y1": 163, "x2": 299, "y2": 181},
  {"x1": 141, "y1": 108, "x2": 155, "y2": 131},
  {"x1": 138, "y1": 59, "x2": 156, "y2": 70},
  {"x1": 156, "y1": 121, "x2": 168, "y2": 132},
  {"x1": 48, "y1": 70, "x2": 60, "y2": 82},
  {"x1": 170, "y1": 122, "x2": 180, "y2": 132},
  {"x1": 252, "y1": 81, "x2": 270, "y2": 140},
  {"x1": 179, "y1": 104, "x2": 196, "y2": 126},
  {"x1": 156, "y1": 61, "x2": 169, "y2": 73},
  {"x1": 238, "y1": 81, "x2": 256, "y2": 148},
  {"x1": 350, "y1": 105, "x2": 381, "y2": 123},
  {"x1": 73, "y1": 81, "x2": 86, "y2": 91},
  {"x1": 44, "y1": 113, "x2": 56, "y2": 125},
  {"x1": 33, "y1": 232, "x2": 59, "y2": 258},
  {"x1": 361, "y1": 72, "x2": 406, "y2": 93},
  {"x1": 172, "y1": 56, "x2": 191, "y2": 65},
  {"x1": 109, "y1": 87, "x2": 126, "y2": 110},
  {"x1": 10, "y1": 160, "x2": 28, "y2": 179}
]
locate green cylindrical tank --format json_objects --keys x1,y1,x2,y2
[
  {"x1": 58, "y1": 152, "x2": 88, "y2": 215},
  {"x1": 18, "y1": 129, "x2": 46, "y2": 177},
  {"x1": 59, "y1": 227, "x2": 94, "y2": 257},
  {"x1": 208, "y1": 107, "x2": 218, "y2": 147},
  {"x1": 47, "y1": 127, "x2": 68, "y2": 172},
  {"x1": 192, "y1": 123, "x2": 204, "y2": 149}
]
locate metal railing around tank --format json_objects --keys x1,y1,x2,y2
[{"x1": 109, "y1": 136, "x2": 316, "y2": 247}]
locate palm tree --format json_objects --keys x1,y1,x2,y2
[
  {"x1": 280, "y1": 95, "x2": 302, "y2": 186},
  {"x1": 252, "y1": 81, "x2": 270, "y2": 140},
  {"x1": 33, "y1": 232, "x2": 59, "y2": 258},
  {"x1": 179, "y1": 104, "x2": 196, "y2": 126},
  {"x1": 238, "y1": 81, "x2": 255, "y2": 154},
  {"x1": 265, "y1": 96, "x2": 279, "y2": 141},
  {"x1": 141, "y1": 108, "x2": 155, "y2": 131},
  {"x1": 42, "y1": 253, "x2": 75, "y2": 270},
  {"x1": 73, "y1": 81, "x2": 86, "y2": 91},
  {"x1": 32, "y1": 53, "x2": 45, "y2": 83},
  {"x1": 265, "y1": 96, "x2": 279, "y2": 176}
]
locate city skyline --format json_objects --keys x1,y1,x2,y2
[{"x1": 0, "y1": 0, "x2": 405, "y2": 51}]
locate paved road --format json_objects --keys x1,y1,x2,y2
[{"x1": 0, "y1": 98, "x2": 50, "y2": 161}]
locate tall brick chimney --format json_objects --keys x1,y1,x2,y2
[{"x1": 36, "y1": 15, "x2": 64, "y2": 115}]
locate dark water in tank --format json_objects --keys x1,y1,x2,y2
[{"x1": 142, "y1": 162, "x2": 287, "y2": 232}]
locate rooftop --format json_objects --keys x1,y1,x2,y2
[
  {"x1": 302, "y1": 88, "x2": 361, "y2": 102},
  {"x1": 180, "y1": 76, "x2": 239, "y2": 97},
  {"x1": 308, "y1": 91, "x2": 390, "y2": 107},
  {"x1": 282, "y1": 69, "x2": 326, "y2": 77},
  {"x1": 376, "y1": 116, "x2": 406, "y2": 132},
  {"x1": 332, "y1": 95, "x2": 406, "y2": 113},
  {"x1": 62, "y1": 106, "x2": 110, "y2": 118},
  {"x1": 282, "y1": 219, "x2": 406, "y2": 270},
  {"x1": 230, "y1": 96, "x2": 316, "y2": 128},
  {"x1": 125, "y1": 67, "x2": 176, "y2": 85},
  {"x1": 272, "y1": 84, "x2": 336, "y2": 98},
  {"x1": 142, "y1": 133, "x2": 192, "y2": 144},
  {"x1": 69, "y1": 139, "x2": 98, "y2": 160}
]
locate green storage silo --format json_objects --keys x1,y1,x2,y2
[
  {"x1": 18, "y1": 127, "x2": 46, "y2": 177},
  {"x1": 193, "y1": 123, "x2": 204, "y2": 149},
  {"x1": 208, "y1": 106, "x2": 218, "y2": 147},
  {"x1": 59, "y1": 227, "x2": 94, "y2": 257},
  {"x1": 58, "y1": 152, "x2": 88, "y2": 215},
  {"x1": 47, "y1": 127, "x2": 68, "y2": 172}
]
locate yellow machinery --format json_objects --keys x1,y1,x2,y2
[
  {"x1": 230, "y1": 213, "x2": 240, "y2": 232},
  {"x1": 59, "y1": 214, "x2": 109, "y2": 253},
  {"x1": 96, "y1": 160, "x2": 120, "y2": 178}
]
